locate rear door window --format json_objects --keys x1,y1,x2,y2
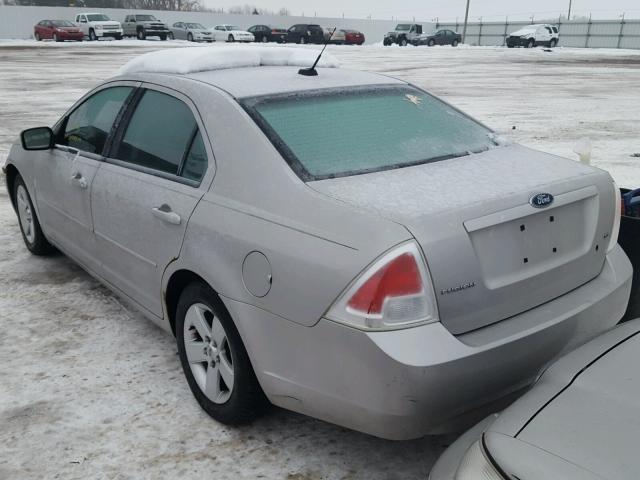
[
  {"x1": 60, "y1": 86, "x2": 133, "y2": 154},
  {"x1": 113, "y1": 89, "x2": 207, "y2": 181}
]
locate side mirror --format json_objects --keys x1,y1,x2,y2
[{"x1": 21, "y1": 127, "x2": 54, "y2": 151}]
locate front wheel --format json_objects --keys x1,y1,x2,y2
[
  {"x1": 526, "y1": 39, "x2": 535, "y2": 48},
  {"x1": 452, "y1": 39, "x2": 459, "y2": 47},
  {"x1": 261, "y1": 35, "x2": 268, "y2": 43},
  {"x1": 176, "y1": 282, "x2": 269, "y2": 425},
  {"x1": 549, "y1": 39, "x2": 557, "y2": 48},
  {"x1": 89, "y1": 29, "x2": 97, "y2": 41},
  {"x1": 428, "y1": 39, "x2": 436, "y2": 47},
  {"x1": 137, "y1": 29, "x2": 146, "y2": 40},
  {"x1": 35, "y1": 32, "x2": 41, "y2": 41},
  {"x1": 187, "y1": 32, "x2": 193, "y2": 42},
  {"x1": 228, "y1": 34, "x2": 235, "y2": 42},
  {"x1": 399, "y1": 38, "x2": 408, "y2": 46},
  {"x1": 168, "y1": 32, "x2": 174, "y2": 40},
  {"x1": 13, "y1": 175, "x2": 54, "y2": 256}
]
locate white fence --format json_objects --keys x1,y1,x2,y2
[
  {"x1": 437, "y1": 18, "x2": 640, "y2": 49},
  {"x1": 0, "y1": 5, "x2": 432, "y2": 44}
]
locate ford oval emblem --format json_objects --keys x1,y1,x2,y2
[{"x1": 530, "y1": 193, "x2": 554, "y2": 208}]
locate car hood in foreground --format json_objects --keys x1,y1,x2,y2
[{"x1": 507, "y1": 326, "x2": 640, "y2": 479}]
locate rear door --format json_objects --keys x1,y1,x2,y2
[
  {"x1": 36, "y1": 83, "x2": 136, "y2": 272},
  {"x1": 91, "y1": 85, "x2": 213, "y2": 316}
]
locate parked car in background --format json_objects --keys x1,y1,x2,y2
[
  {"x1": 34, "y1": 20, "x2": 83, "y2": 42},
  {"x1": 210, "y1": 25, "x2": 254, "y2": 43},
  {"x1": 5, "y1": 46, "x2": 630, "y2": 441},
  {"x1": 74, "y1": 13, "x2": 123, "y2": 41},
  {"x1": 286, "y1": 24, "x2": 324, "y2": 44},
  {"x1": 123, "y1": 14, "x2": 170, "y2": 40},
  {"x1": 413, "y1": 29, "x2": 461, "y2": 46},
  {"x1": 248, "y1": 25, "x2": 287, "y2": 43},
  {"x1": 343, "y1": 29, "x2": 365, "y2": 45},
  {"x1": 169, "y1": 22, "x2": 213, "y2": 42},
  {"x1": 430, "y1": 320, "x2": 640, "y2": 480},
  {"x1": 383, "y1": 23, "x2": 423, "y2": 46},
  {"x1": 507, "y1": 24, "x2": 559, "y2": 48},
  {"x1": 323, "y1": 27, "x2": 344, "y2": 43}
]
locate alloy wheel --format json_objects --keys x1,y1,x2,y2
[
  {"x1": 183, "y1": 303, "x2": 235, "y2": 404},
  {"x1": 16, "y1": 185, "x2": 35, "y2": 244}
]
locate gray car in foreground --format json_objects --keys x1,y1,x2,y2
[
  {"x1": 430, "y1": 319, "x2": 640, "y2": 479},
  {"x1": 3, "y1": 47, "x2": 631, "y2": 440}
]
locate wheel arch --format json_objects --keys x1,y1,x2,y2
[
  {"x1": 164, "y1": 268, "x2": 212, "y2": 336},
  {"x1": 4, "y1": 163, "x2": 20, "y2": 211}
]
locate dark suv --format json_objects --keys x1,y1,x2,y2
[{"x1": 286, "y1": 24, "x2": 324, "y2": 44}]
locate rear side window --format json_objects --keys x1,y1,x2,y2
[
  {"x1": 114, "y1": 89, "x2": 207, "y2": 181},
  {"x1": 61, "y1": 86, "x2": 133, "y2": 154},
  {"x1": 244, "y1": 86, "x2": 498, "y2": 181}
]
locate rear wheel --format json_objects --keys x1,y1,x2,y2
[
  {"x1": 399, "y1": 37, "x2": 408, "y2": 46},
  {"x1": 35, "y1": 32, "x2": 41, "y2": 41},
  {"x1": 187, "y1": 32, "x2": 193, "y2": 42},
  {"x1": 160, "y1": 34, "x2": 167, "y2": 41},
  {"x1": 261, "y1": 35, "x2": 268, "y2": 43},
  {"x1": 526, "y1": 38, "x2": 535, "y2": 48},
  {"x1": 137, "y1": 29, "x2": 146, "y2": 40},
  {"x1": 428, "y1": 38, "x2": 436, "y2": 47},
  {"x1": 13, "y1": 175, "x2": 54, "y2": 256},
  {"x1": 452, "y1": 39, "x2": 459, "y2": 47},
  {"x1": 168, "y1": 32, "x2": 174, "y2": 40},
  {"x1": 176, "y1": 282, "x2": 269, "y2": 425}
]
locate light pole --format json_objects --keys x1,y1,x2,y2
[
  {"x1": 462, "y1": 0, "x2": 471, "y2": 43},
  {"x1": 567, "y1": 0, "x2": 573, "y2": 21}
]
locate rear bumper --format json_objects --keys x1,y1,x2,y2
[{"x1": 224, "y1": 245, "x2": 632, "y2": 440}]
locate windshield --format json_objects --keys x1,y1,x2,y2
[
  {"x1": 187, "y1": 23, "x2": 205, "y2": 29},
  {"x1": 135, "y1": 15, "x2": 157, "y2": 21},
  {"x1": 515, "y1": 27, "x2": 537, "y2": 34},
  {"x1": 396, "y1": 24, "x2": 411, "y2": 31},
  {"x1": 52, "y1": 20, "x2": 75, "y2": 27},
  {"x1": 87, "y1": 14, "x2": 111, "y2": 21},
  {"x1": 243, "y1": 86, "x2": 498, "y2": 181},
  {"x1": 225, "y1": 25, "x2": 240, "y2": 30}
]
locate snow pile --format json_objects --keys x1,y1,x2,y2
[{"x1": 119, "y1": 46, "x2": 340, "y2": 75}]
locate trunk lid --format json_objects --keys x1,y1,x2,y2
[{"x1": 309, "y1": 145, "x2": 616, "y2": 335}]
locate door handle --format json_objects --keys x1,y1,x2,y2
[
  {"x1": 70, "y1": 172, "x2": 88, "y2": 189},
  {"x1": 152, "y1": 204, "x2": 181, "y2": 225}
]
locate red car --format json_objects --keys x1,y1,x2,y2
[
  {"x1": 34, "y1": 20, "x2": 84, "y2": 42},
  {"x1": 344, "y1": 29, "x2": 365, "y2": 45}
]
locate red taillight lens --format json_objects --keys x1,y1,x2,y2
[
  {"x1": 347, "y1": 252, "x2": 422, "y2": 315},
  {"x1": 327, "y1": 242, "x2": 438, "y2": 330}
]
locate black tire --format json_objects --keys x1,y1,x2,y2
[
  {"x1": 452, "y1": 39, "x2": 459, "y2": 47},
  {"x1": 13, "y1": 175, "x2": 54, "y2": 256},
  {"x1": 137, "y1": 29, "x2": 146, "y2": 40},
  {"x1": 35, "y1": 32, "x2": 41, "y2": 41},
  {"x1": 168, "y1": 32, "x2": 174, "y2": 40},
  {"x1": 89, "y1": 29, "x2": 97, "y2": 41},
  {"x1": 299, "y1": 35, "x2": 306, "y2": 44},
  {"x1": 115, "y1": 34, "x2": 122, "y2": 40},
  {"x1": 549, "y1": 39, "x2": 557, "y2": 48},
  {"x1": 428, "y1": 38, "x2": 436, "y2": 47},
  {"x1": 526, "y1": 39, "x2": 535, "y2": 48},
  {"x1": 160, "y1": 34, "x2": 167, "y2": 41},
  {"x1": 176, "y1": 282, "x2": 269, "y2": 425},
  {"x1": 228, "y1": 34, "x2": 234, "y2": 42},
  {"x1": 261, "y1": 35, "x2": 268, "y2": 43},
  {"x1": 399, "y1": 37, "x2": 408, "y2": 46},
  {"x1": 187, "y1": 32, "x2": 193, "y2": 42},
  {"x1": 53, "y1": 33, "x2": 61, "y2": 42}
]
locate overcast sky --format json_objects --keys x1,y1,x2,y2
[{"x1": 208, "y1": 0, "x2": 638, "y2": 21}]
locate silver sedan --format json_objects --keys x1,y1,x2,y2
[{"x1": 3, "y1": 47, "x2": 631, "y2": 440}]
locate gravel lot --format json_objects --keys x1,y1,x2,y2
[{"x1": 1, "y1": 41, "x2": 639, "y2": 480}]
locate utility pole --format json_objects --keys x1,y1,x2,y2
[
  {"x1": 567, "y1": 0, "x2": 573, "y2": 21},
  {"x1": 462, "y1": 0, "x2": 471, "y2": 43}
]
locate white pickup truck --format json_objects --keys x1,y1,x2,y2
[{"x1": 74, "y1": 13, "x2": 123, "y2": 41}]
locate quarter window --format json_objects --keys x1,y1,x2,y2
[
  {"x1": 60, "y1": 86, "x2": 133, "y2": 154},
  {"x1": 114, "y1": 89, "x2": 207, "y2": 180}
]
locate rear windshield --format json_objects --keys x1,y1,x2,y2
[{"x1": 243, "y1": 86, "x2": 498, "y2": 181}]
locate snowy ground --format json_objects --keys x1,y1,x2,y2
[{"x1": 1, "y1": 41, "x2": 639, "y2": 479}]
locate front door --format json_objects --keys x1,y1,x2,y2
[
  {"x1": 35, "y1": 84, "x2": 135, "y2": 272},
  {"x1": 91, "y1": 86, "x2": 211, "y2": 316}
]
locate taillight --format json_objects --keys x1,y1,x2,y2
[
  {"x1": 607, "y1": 181, "x2": 621, "y2": 253},
  {"x1": 326, "y1": 242, "x2": 438, "y2": 330}
]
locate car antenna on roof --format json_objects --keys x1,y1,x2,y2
[{"x1": 298, "y1": 27, "x2": 336, "y2": 77}]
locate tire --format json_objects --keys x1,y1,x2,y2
[
  {"x1": 299, "y1": 36, "x2": 306, "y2": 44},
  {"x1": 452, "y1": 39, "x2": 459, "y2": 47},
  {"x1": 89, "y1": 29, "x2": 97, "y2": 41},
  {"x1": 53, "y1": 33, "x2": 61, "y2": 42},
  {"x1": 187, "y1": 32, "x2": 193, "y2": 42},
  {"x1": 526, "y1": 39, "x2": 535, "y2": 48},
  {"x1": 261, "y1": 35, "x2": 268, "y2": 43},
  {"x1": 176, "y1": 282, "x2": 269, "y2": 425},
  {"x1": 399, "y1": 37, "x2": 408, "y2": 46},
  {"x1": 115, "y1": 34, "x2": 122, "y2": 40},
  {"x1": 160, "y1": 34, "x2": 167, "y2": 41},
  {"x1": 428, "y1": 39, "x2": 436, "y2": 47},
  {"x1": 13, "y1": 175, "x2": 54, "y2": 256},
  {"x1": 168, "y1": 32, "x2": 174, "y2": 40},
  {"x1": 228, "y1": 34, "x2": 235, "y2": 43},
  {"x1": 35, "y1": 32, "x2": 41, "y2": 41},
  {"x1": 549, "y1": 39, "x2": 557, "y2": 48},
  {"x1": 137, "y1": 29, "x2": 146, "y2": 40}
]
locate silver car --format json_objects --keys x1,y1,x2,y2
[
  {"x1": 430, "y1": 319, "x2": 640, "y2": 480},
  {"x1": 169, "y1": 22, "x2": 212, "y2": 42},
  {"x1": 3, "y1": 48, "x2": 632, "y2": 440}
]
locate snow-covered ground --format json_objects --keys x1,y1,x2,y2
[{"x1": 1, "y1": 41, "x2": 639, "y2": 479}]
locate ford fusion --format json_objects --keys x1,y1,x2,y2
[{"x1": 3, "y1": 47, "x2": 631, "y2": 440}]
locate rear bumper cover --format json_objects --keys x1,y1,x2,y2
[{"x1": 224, "y1": 245, "x2": 632, "y2": 440}]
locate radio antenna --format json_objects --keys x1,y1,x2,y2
[{"x1": 299, "y1": 27, "x2": 336, "y2": 76}]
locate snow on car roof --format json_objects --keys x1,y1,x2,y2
[{"x1": 119, "y1": 46, "x2": 339, "y2": 76}]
